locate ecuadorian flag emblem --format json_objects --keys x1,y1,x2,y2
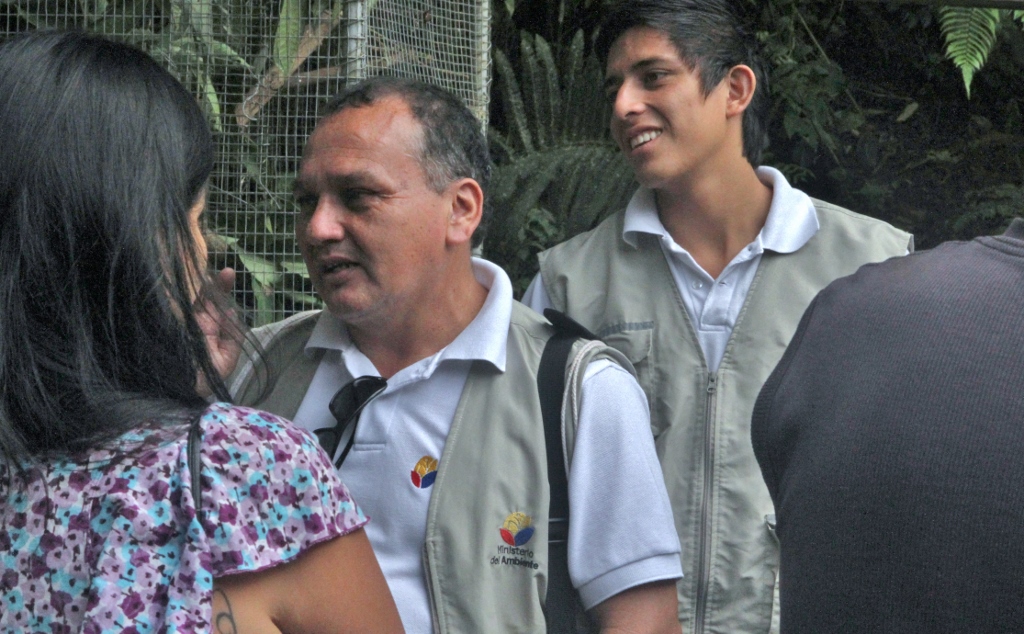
[
  {"x1": 500, "y1": 512, "x2": 535, "y2": 547},
  {"x1": 411, "y1": 456, "x2": 438, "y2": 488}
]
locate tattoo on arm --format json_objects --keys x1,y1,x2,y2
[{"x1": 213, "y1": 588, "x2": 239, "y2": 634}]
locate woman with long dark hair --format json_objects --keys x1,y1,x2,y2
[{"x1": 0, "y1": 31, "x2": 402, "y2": 632}]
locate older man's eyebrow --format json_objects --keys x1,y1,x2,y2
[{"x1": 292, "y1": 170, "x2": 381, "y2": 196}]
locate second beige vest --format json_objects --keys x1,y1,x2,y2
[{"x1": 538, "y1": 200, "x2": 912, "y2": 633}]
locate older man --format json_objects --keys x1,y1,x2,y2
[{"x1": 231, "y1": 77, "x2": 682, "y2": 633}]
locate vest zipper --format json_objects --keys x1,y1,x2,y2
[{"x1": 694, "y1": 373, "x2": 717, "y2": 634}]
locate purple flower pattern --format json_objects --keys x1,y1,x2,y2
[{"x1": 0, "y1": 403, "x2": 366, "y2": 632}]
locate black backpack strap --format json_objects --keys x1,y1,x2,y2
[
  {"x1": 544, "y1": 308, "x2": 598, "y2": 341},
  {"x1": 539, "y1": 308, "x2": 596, "y2": 632},
  {"x1": 187, "y1": 413, "x2": 203, "y2": 512}
]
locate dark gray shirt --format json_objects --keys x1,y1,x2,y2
[{"x1": 753, "y1": 219, "x2": 1024, "y2": 633}]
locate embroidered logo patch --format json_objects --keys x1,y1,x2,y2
[
  {"x1": 490, "y1": 512, "x2": 540, "y2": 570},
  {"x1": 500, "y1": 511, "x2": 535, "y2": 546},
  {"x1": 410, "y1": 456, "x2": 438, "y2": 489}
]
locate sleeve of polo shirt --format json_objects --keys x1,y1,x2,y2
[{"x1": 566, "y1": 360, "x2": 683, "y2": 609}]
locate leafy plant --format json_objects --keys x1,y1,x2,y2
[
  {"x1": 751, "y1": 0, "x2": 867, "y2": 177},
  {"x1": 485, "y1": 30, "x2": 635, "y2": 295},
  {"x1": 3, "y1": 0, "x2": 359, "y2": 323},
  {"x1": 212, "y1": 235, "x2": 321, "y2": 327},
  {"x1": 498, "y1": 0, "x2": 612, "y2": 47},
  {"x1": 937, "y1": 7, "x2": 1024, "y2": 97},
  {"x1": 487, "y1": 0, "x2": 1024, "y2": 264},
  {"x1": 951, "y1": 183, "x2": 1024, "y2": 238},
  {"x1": 937, "y1": 6, "x2": 1000, "y2": 98}
]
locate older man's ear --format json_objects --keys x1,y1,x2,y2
[{"x1": 445, "y1": 177, "x2": 484, "y2": 248}]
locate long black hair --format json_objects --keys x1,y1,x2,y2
[{"x1": 0, "y1": 31, "x2": 232, "y2": 464}]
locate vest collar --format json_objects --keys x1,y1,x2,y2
[
  {"x1": 303, "y1": 258, "x2": 513, "y2": 377},
  {"x1": 620, "y1": 166, "x2": 819, "y2": 255}
]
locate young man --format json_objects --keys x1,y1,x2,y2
[
  {"x1": 523, "y1": 1, "x2": 912, "y2": 632},
  {"x1": 232, "y1": 77, "x2": 683, "y2": 633}
]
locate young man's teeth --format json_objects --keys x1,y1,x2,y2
[{"x1": 630, "y1": 130, "x2": 661, "y2": 149}]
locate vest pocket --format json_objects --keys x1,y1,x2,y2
[{"x1": 601, "y1": 327, "x2": 654, "y2": 420}]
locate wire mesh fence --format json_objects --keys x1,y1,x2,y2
[
  {"x1": 1, "y1": 0, "x2": 490, "y2": 325},
  {"x1": 367, "y1": 0, "x2": 490, "y2": 125}
]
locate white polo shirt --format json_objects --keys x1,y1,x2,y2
[
  {"x1": 523, "y1": 166, "x2": 820, "y2": 372},
  {"x1": 289, "y1": 258, "x2": 681, "y2": 632}
]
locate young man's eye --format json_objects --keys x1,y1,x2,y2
[
  {"x1": 643, "y1": 71, "x2": 668, "y2": 86},
  {"x1": 603, "y1": 78, "x2": 622, "y2": 103}
]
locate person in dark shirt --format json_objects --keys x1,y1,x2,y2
[{"x1": 752, "y1": 219, "x2": 1024, "y2": 633}]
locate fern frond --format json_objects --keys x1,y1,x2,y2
[
  {"x1": 936, "y1": 6, "x2": 1001, "y2": 98},
  {"x1": 564, "y1": 151, "x2": 635, "y2": 235},
  {"x1": 519, "y1": 36, "x2": 550, "y2": 150},
  {"x1": 493, "y1": 31, "x2": 612, "y2": 156},
  {"x1": 485, "y1": 143, "x2": 634, "y2": 293},
  {"x1": 493, "y1": 47, "x2": 534, "y2": 153},
  {"x1": 534, "y1": 35, "x2": 562, "y2": 149},
  {"x1": 560, "y1": 31, "x2": 587, "y2": 141},
  {"x1": 487, "y1": 30, "x2": 632, "y2": 290},
  {"x1": 489, "y1": 152, "x2": 561, "y2": 247},
  {"x1": 487, "y1": 144, "x2": 632, "y2": 250},
  {"x1": 581, "y1": 53, "x2": 613, "y2": 139},
  {"x1": 566, "y1": 33, "x2": 614, "y2": 142},
  {"x1": 487, "y1": 128, "x2": 517, "y2": 162}
]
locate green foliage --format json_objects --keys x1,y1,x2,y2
[
  {"x1": 4, "y1": 0, "x2": 353, "y2": 322},
  {"x1": 215, "y1": 236, "x2": 321, "y2": 327},
  {"x1": 492, "y1": 0, "x2": 615, "y2": 69},
  {"x1": 274, "y1": 0, "x2": 304, "y2": 74},
  {"x1": 488, "y1": 0, "x2": 1024, "y2": 266},
  {"x1": 952, "y1": 184, "x2": 1024, "y2": 239},
  {"x1": 11, "y1": 0, "x2": 256, "y2": 131},
  {"x1": 751, "y1": 1, "x2": 866, "y2": 176},
  {"x1": 485, "y1": 30, "x2": 634, "y2": 295},
  {"x1": 936, "y1": 6, "x2": 1002, "y2": 98}
]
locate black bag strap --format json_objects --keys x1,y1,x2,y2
[
  {"x1": 187, "y1": 413, "x2": 203, "y2": 512},
  {"x1": 538, "y1": 308, "x2": 597, "y2": 633}
]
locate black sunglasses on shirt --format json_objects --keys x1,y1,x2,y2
[{"x1": 314, "y1": 375, "x2": 387, "y2": 468}]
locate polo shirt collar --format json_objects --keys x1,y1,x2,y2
[
  {"x1": 622, "y1": 165, "x2": 820, "y2": 255},
  {"x1": 304, "y1": 257, "x2": 511, "y2": 377}
]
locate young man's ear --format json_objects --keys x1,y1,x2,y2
[
  {"x1": 725, "y1": 64, "x2": 757, "y2": 118},
  {"x1": 446, "y1": 177, "x2": 484, "y2": 247}
]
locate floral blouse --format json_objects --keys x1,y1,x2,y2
[{"x1": 0, "y1": 403, "x2": 367, "y2": 632}]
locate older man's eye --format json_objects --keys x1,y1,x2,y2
[
  {"x1": 341, "y1": 189, "x2": 376, "y2": 211},
  {"x1": 294, "y1": 194, "x2": 317, "y2": 215}
]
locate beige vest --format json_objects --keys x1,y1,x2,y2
[
  {"x1": 538, "y1": 200, "x2": 912, "y2": 634},
  {"x1": 231, "y1": 302, "x2": 629, "y2": 633}
]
